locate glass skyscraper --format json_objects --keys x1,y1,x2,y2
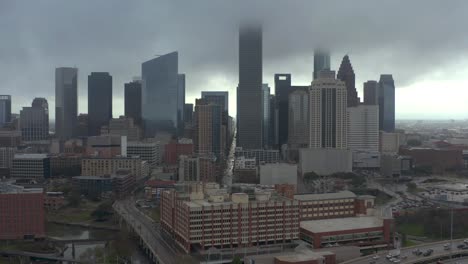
[
  {"x1": 55, "y1": 67, "x2": 78, "y2": 140},
  {"x1": 313, "y1": 50, "x2": 331, "y2": 80},
  {"x1": 88, "y1": 72, "x2": 113, "y2": 136},
  {"x1": 379, "y1": 74, "x2": 396, "y2": 132},
  {"x1": 0, "y1": 95, "x2": 11, "y2": 128}
]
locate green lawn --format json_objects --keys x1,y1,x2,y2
[
  {"x1": 397, "y1": 223, "x2": 425, "y2": 237},
  {"x1": 47, "y1": 200, "x2": 101, "y2": 223},
  {"x1": 403, "y1": 240, "x2": 418, "y2": 247}
]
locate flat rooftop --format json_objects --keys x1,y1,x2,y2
[
  {"x1": 294, "y1": 191, "x2": 357, "y2": 201},
  {"x1": 0, "y1": 184, "x2": 43, "y2": 194},
  {"x1": 301, "y1": 216, "x2": 384, "y2": 233},
  {"x1": 14, "y1": 153, "x2": 48, "y2": 159}
]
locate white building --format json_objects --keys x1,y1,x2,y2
[
  {"x1": 309, "y1": 70, "x2": 347, "y2": 149},
  {"x1": 259, "y1": 163, "x2": 298, "y2": 186},
  {"x1": 347, "y1": 105, "x2": 379, "y2": 152},
  {"x1": 299, "y1": 148, "x2": 352, "y2": 175},
  {"x1": 380, "y1": 131, "x2": 400, "y2": 154},
  {"x1": 234, "y1": 156, "x2": 257, "y2": 170},
  {"x1": 235, "y1": 147, "x2": 280, "y2": 165},
  {"x1": 288, "y1": 88, "x2": 309, "y2": 149},
  {"x1": 127, "y1": 141, "x2": 162, "y2": 168}
]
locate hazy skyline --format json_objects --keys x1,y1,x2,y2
[{"x1": 2, "y1": 0, "x2": 468, "y2": 119}]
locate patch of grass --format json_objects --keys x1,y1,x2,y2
[
  {"x1": 47, "y1": 200, "x2": 101, "y2": 223},
  {"x1": 0, "y1": 241, "x2": 55, "y2": 254},
  {"x1": 403, "y1": 240, "x2": 418, "y2": 247},
  {"x1": 150, "y1": 209, "x2": 160, "y2": 222},
  {"x1": 397, "y1": 223, "x2": 425, "y2": 237}
]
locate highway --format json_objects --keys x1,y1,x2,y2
[
  {"x1": 342, "y1": 239, "x2": 468, "y2": 264},
  {"x1": 114, "y1": 198, "x2": 182, "y2": 264}
]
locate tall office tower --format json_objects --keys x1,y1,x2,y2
[
  {"x1": 19, "y1": 98, "x2": 49, "y2": 141},
  {"x1": 363, "y1": 80, "x2": 379, "y2": 105},
  {"x1": 313, "y1": 50, "x2": 331, "y2": 80},
  {"x1": 88, "y1": 72, "x2": 112, "y2": 136},
  {"x1": 177, "y1": 74, "x2": 186, "y2": 135},
  {"x1": 262, "y1": 84, "x2": 270, "y2": 148},
  {"x1": 288, "y1": 87, "x2": 309, "y2": 149},
  {"x1": 194, "y1": 99, "x2": 222, "y2": 159},
  {"x1": 0, "y1": 95, "x2": 11, "y2": 128},
  {"x1": 201, "y1": 91, "x2": 229, "y2": 112},
  {"x1": 237, "y1": 24, "x2": 263, "y2": 149},
  {"x1": 124, "y1": 80, "x2": 142, "y2": 125},
  {"x1": 347, "y1": 105, "x2": 379, "y2": 151},
  {"x1": 309, "y1": 70, "x2": 348, "y2": 149},
  {"x1": 274, "y1": 74, "x2": 292, "y2": 148},
  {"x1": 142, "y1": 52, "x2": 179, "y2": 137},
  {"x1": 378, "y1": 74, "x2": 396, "y2": 132},
  {"x1": 337, "y1": 55, "x2": 359, "y2": 107},
  {"x1": 76, "y1": 114, "x2": 89, "y2": 138},
  {"x1": 55, "y1": 67, "x2": 78, "y2": 140},
  {"x1": 184, "y1": 104, "x2": 194, "y2": 125},
  {"x1": 269, "y1": 95, "x2": 277, "y2": 146}
]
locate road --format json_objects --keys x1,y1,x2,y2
[
  {"x1": 343, "y1": 239, "x2": 468, "y2": 264},
  {"x1": 114, "y1": 198, "x2": 181, "y2": 264},
  {"x1": 223, "y1": 131, "x2": 236, "y2": 188}
]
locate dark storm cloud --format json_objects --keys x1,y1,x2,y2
[{"x1": 1, "y1": 0, "x2": 468, "y2": 116}]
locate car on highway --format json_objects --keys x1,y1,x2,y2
[
  {"x1": 444, "y1": 243, "x2": 451, "y2": 250},
  {"x1": 422, "y1": 249, "x2": 434, "y2": 257},
  {"x1": 372, "y1": 255, "x2": 380, "y2": 260}
]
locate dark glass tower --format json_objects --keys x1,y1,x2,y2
[
  {"x1": 0, "y1": 95, "x2": 11, "y2": 128},
  {"x1": 237, "y1": 24, "x2": 263, "y2": 149},
  {"x1": 177, "y1": 74, "x2": 186, "y2": 135},
  {"x1": 55, "y1": 67, "x2": 78, "y2": 140},
  {"x1": 142, "y1": 52, "x2": 179, "y2": 137},
  {"x1": 124, "y1": 80, "x2": 142, "y2": 125},
  {"x1": 184, "y1": 104, "x2": 194, "y2": 125},
  {"x1": 337, "y1": 55, "x2": 359, "y2": 107},
  {"x1": 274, "y1": 74, "x2": 292, "y2": 148},
  {"x1": 88, "y1": 72, "x2": 113, "y2": 136},
  {"x1": 379, "y1": 75, "x2": 396, "y2": 132},
  {"x1": 363, "y1": 80, "x2": 378, "y2": 105}
]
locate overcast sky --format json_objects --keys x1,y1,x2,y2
[{"x1": 2, "y1": 0, "x2": 468, "y2": 120}]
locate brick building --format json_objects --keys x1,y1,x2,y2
[
  {"x1": 399, "y1": 147, "x2": 463, "y2": 173},
  {"x1": 164, "y1": 138, "x2": 194, "y2": 165}
]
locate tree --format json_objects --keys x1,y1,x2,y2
[
  {"x1": 67, "y1": 191, "x2": 81, "y2": 207},
  {"x1": 304, "y1": 172, "x2": 319, "y2": 183},
  {"x1": 407, "y1": 139, "x2": 422, "y2": 147},
  {"x1": 232, "y1": 256, "x2": 242, "y2": 264},
  {"x1": 91, "y1": 201, "x2": 114, "y2": 221},
  {"x1": 406, "y1": 182, "x2": 417, "y2": 193}
]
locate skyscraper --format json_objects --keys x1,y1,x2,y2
[
  {"x1": 363, "y1": 80, "x2": 379, "y2": 105},
  {"x1": 201, "y1": 91, "x2": 229, "y2": 112},
  {"x1": 269, "y1": 95, "x2": 277, "y2": 147},
  {"x1": 142, "y1": 52, "x2": 179, "y2": 136},
  {"x1": 177, "y1": 74, "x2": 186, "y2": 135},
  {"x1": 124, "y1": 80, "x2": 142, "y2": 125},
  {"x1": 337, "y1": 55, "x2": 359, "y2": 107},
  {"x1": 184, "y1": 104, "x2": 194, "y2": 125},
  {"x1": 88, "y1": 72, "x2": 113, "y2": 136},
  {"x1": 347, "y1": 105, "x2": 379, "y2": 151},
  {"x1": 309, "y1": 70, "x2": 348, "y2": 149},
  {"x1": 288, "y1": 88, "x2": 309, "y2": 149},
  {"x1": 20, "y1": 98, "x2": 49, "y2": 141},
  {"x1": 194, "y1": 99, "x2": 222, "y2": 159},
  {"x1": 262, "y1": 84, "x2": 270, "y2": 148},
  {"x1": 237, "y1": 24, "x2": 263, "y2": 149},
  {"x1": 274, "y1": 74, "x2": 292, "y2": 148},
  {"x1": 55, "y1": 67, "x2": 78, "y2": 140},
  {"x1": 379, "y1": 74, "x2": 396, "y2": 132},
  {"x1": 313, "y1": 50, "x2": 331, "y2": 80},
  {"x1": 0, "y1": 95, "x2": 11, "y2": 128}
]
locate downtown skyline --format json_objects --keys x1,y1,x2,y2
[{"x1": 2, "y1": 1, "x2": 468, "y2": 120}]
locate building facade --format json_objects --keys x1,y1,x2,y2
[
  {"x1": 124, "y1": 80, "x2": 142, "y2": 125},
  {"x1": 127, "y1": 140, "x2": 162, "y2": 168},
  {"x1": 274, "y1": 74, "x2": 292, "y2": 148},
  {"x1": 0, "y1": 95, "x2": 11, "y2": 128},
  {"x1": 194, "y1": 99, "x2": 223, "y2": 159},
  {"x1": 102, "y1": 116, "x2": 142, "y2": 141},
  {"x1": 288, "y1": 88, "x2": 309, "y2": 149},
  {"x1": 313, "y1": 50, "x2": 331, "y2": 80},
  {"x1": 55, "y1": 67, "x2": 78, "y2": 140},
  {"x1": 11, "y1": 154, "x2": 50, "y2": 180},
  {"x1": 309, "y1": 70, "x2": 348, "y2": 149},
  {"x1": 337, "y1": 55, "x2": 358, "y2": 107},
  {"x1": 378, "y1": 75, "x2": 395, "y2": 132},
  {"x1": 20, "y1": 98, "x2": 49, "y2": 141},
  {"x1": 235, "y1": 147, "x2": 280, "y2": 165},
  {"x1": 142, "y1": 52, "x2": 179, "y2": 136},
  {"x1": 81, "y1": 157, "x2": 149, "y2": 180},
  {"x1": 237, "y1": 25, "x2": 263, "y2": 149},
  {"x1": 347, "y1": 105, "x2": 379, "y2": 152},
  {"x1": 363, "y1": 80, "x2": 378, "y2": 105},
  {"x1": 88, "y1": 72, "x2": 113, "y2": 136}
]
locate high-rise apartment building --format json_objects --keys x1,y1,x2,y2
[
  {"x1": 55, "y1": 67, "x2": 78, "y2": 140},
  {"x1": 379, "y1": 75, "x2": 396, "y2": 132},
  {"x1": 142, "y1": 52, "x2": 179, "y2": 136},
  {"x1": 124, "y1": 80, "x2": 142, "y2": 125},
  {"x1": 347, "y1": 105, "x2": 379, "y2": 151},
  {"x1": 363, "y1": 80, "x2": 379, "y2": 105},
  {"x1": 288, "y1": 87, "x2": 309, "y2": 149},
  {"x1": 237, "y1": 25, "x2": 263, "y2": 149},
  {"x1": 194, "y1": 99, "x2": 223, "y2": 159},
  {"x1": 313, "y1": 50, "x2": 331, "y2": 80},
  {"x1": 88, "y1": 72, "x2": 112, "y2": 136},
  {"x1": 309, "y1": 70, "x2": 348, "y2": 149},
  {"x1": 19, "y1": 98, "x2": 49, "y2": 141},
  {"x1": 0, "y1": 95, "x2": 11, "y2": 128},
  {"x1": 274, "y1": 74, "x2": 292, "y2": 148},
  {"x1": 337, "y1": 55, "x2": 359, "y2": 107}
]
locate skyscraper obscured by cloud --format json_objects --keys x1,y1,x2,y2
[
  {"x1": 237, "y1": 24, "x2": 263, "y2": 149},
  {"x1": 142, "y1": 52, "x2": 179, "y2": 137},
  {"x1": 88, "y1": 72, "x2": 113, "y2": 136},
  {"x1": 313, "y1": 50, "x2": 331, "y2": 80},
  {"x1": 55, "y1": 67, "x2": 78, "y2": 140},
  {"x1": 379, "y1": 74, "x2": 395, "y2": 132}
]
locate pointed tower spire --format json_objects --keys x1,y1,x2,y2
[{"x1": 337, "y1": 55, "x2": 359, "y2": 107}]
